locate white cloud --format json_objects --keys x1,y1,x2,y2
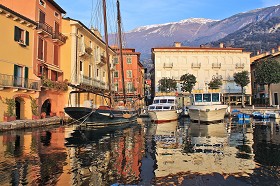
[{"x1": 261, "y1": 0, "x2": 280, "y2": 6}]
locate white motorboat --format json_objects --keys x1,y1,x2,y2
[
  {"x1": 148, "y1": 96, "x2": 179, "y2": 123},
  {"x1": 188, "y1": 92, "x2": 228, "y2": 122}
]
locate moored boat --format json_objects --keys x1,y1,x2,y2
[
  {"x1": 188, "y1": 92, "x2": 228, "y2": 123},
  {"x1": 147, "y1": 96, "x2": 179, "y2": 123}
]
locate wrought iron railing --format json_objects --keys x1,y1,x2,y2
[
  {"x1": 0, "y1": 73, "x2": 40, "y2": 90},
  {"x1": 37, "y1": 22, "x2": 53, "y2": 36},
  {"x1": 52, "y1": 32, "x2": 67, "y2": 43}
]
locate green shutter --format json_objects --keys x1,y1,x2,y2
[
  {"x1": 25, "y1": 67, "x2": 29, "y2": 79},
  {"x1": 14, "y1": 26, "x2": 20, "y2": 41},
  {"x1": 25, "y1": 31, "x2": 29, "y2": 46},
  {"x1": 14, "y1": 65, "x2": 18, "y2": 86}
]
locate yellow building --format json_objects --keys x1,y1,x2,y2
[
  {"x1": 0, "y1": 5, "x2": 40, "y2": 121},
  {"x1": 61, "y1": 18, "x2": 116, "y2": 108}
]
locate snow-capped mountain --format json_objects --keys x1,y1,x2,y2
[{"x1": 109, "y1": 4, "x2": 280, "y2": 64}]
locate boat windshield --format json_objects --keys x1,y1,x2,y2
[
  {"x1": 212, "y1": 93, "x2": 220, "y2": 102},
  {"x1": 195, "y1": 94, "x2": 203, "y2": 102},
  {"x1": 203, "y1": 93, "x2": 211, "y2": 102}
]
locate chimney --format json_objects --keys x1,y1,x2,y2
[
  {"x1": 272, "y1": 48, "x2": 275, "y2": 53},
  {"x1": 174, "y1": 42, "x2": 181, "y2": 47},
  {"x1": 91, "y1": 27, "x2": 102, "y2": 39},
  {"x1": 219, "y1": 42, "x2": 224, "y2": 48}
]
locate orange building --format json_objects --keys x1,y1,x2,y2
[
  {"x1": 112, "y1": 48, "x2": 145, "y2": 106},
  {"x1": 0, "y1": 0, "x2": 68, "y2": 116}
]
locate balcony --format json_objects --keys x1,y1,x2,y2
[
  {"x1": 0, "y1": 73, "x2": 40, "y2": 91},
  {"x1": 235, "y1": 63, "x2": 245, "y2": 69},
  {"x1": 79, "y1": 45, "x2": 92, "y2": 58},
  {"x1": 96, "y1": 55, "x2": 106, "y2": 66},
  {"x1": 37, "y1": 22, "x2": 53, "y2": 37},
  {"x1": 52, "y1": 32, "x2": 67, "y2": 45},
  {"x1": 163, "y1": 62, "x2": 173, "y2": 68},
  {"x1": 191, "y1": 62, "x2": 201, "y2": 68},
  {"x1": 80, "y1": 75, "x2": 108, "y2": 90},
  {"x1": 212, "y1": 63, "x2": 221, "y2": 69}
]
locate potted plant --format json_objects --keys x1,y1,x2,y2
[
  {"x1": 2, "y1": 98, "x2": 16, "y2": 122},
  {"x1": 30, "y1": 96, "x2": 40, "y2": 120}
]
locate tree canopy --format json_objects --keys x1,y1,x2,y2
[
  {"x1": 208, "y1": 74, "x2": 223, "y2": 89},
  {"x1": 234, "y1": 70, "x2": 250, "y2": 88},
  {"x1": 158, "y1": 78, "x2": 177, "y2": 92},
  {"x1": 255, "y1": 58, "x2": 280, "y2": 85},
  {"x1": 180, "y1": 73, "x2": 196, "y2": 93}
]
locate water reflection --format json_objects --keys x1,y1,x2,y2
[{"x1": 0, "y1": 118, "x2": 279, "y2": 185}]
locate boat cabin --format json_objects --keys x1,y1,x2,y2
[
  {"x1": 192, "y1": 93, "x2": 223, "y2": 105},
  {"x1": 152, "y1": 96, "x2": 177, "y2": 105},
  {"x1": 148, "y1": 105, "x2": 176, "y2": 111}
]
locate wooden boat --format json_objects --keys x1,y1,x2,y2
[
  {"x1": 64, "y1": 0, "x2": 138, "y2": 125},
  {"x1": 188, "y1": 92, "x2": 228, "y2": 123},
  {"x1": 147, "y1": 96, "x2": 179, "y2": 123}
]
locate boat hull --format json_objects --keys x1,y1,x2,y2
[
  {"x1": 64, "y1": 107, "x2": 137, "y2": 125},
  {"x1": 188, "y1": 105, "x2": 228, "y2": 122},
  {"x1": 148, "y1": 110, "x2": 178, "y2": 123}
]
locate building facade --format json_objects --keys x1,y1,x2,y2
[
  {"x1": 0, "y1": 5, "x2": 40, "y2": 121},
  {"x1": 61, "y1": 18, "x2": 116, "y2": 108},
  {"x1": 0, "y1": 0, "x2": 68, "y2": 116},
  {"x1": 152, "y1": 42, "x2": 252, "y2": 105},
  {"x1": 112, "y1": 48, "x2": 145, "y2": 105},
  {"x1": 250, "y1": 46, "x2": 280, "y2": 106}
]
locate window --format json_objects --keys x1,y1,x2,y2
[
  {"x1": 127, "y1": 82, "x2": 133, "y2": 93},
  {"x1": 203, "y1": 93, "x2": 211, "y2": 102},
  {"x1": 80, "y1": 61, "x2": 83, "y2": 72},
  {"x1": 96, "y1": 69, "x2": 99, "y2": 77},
  {"x1": 38, "y1": 37, "x2": 47, "y2": 61},
  {"x1": 114, "y1": 57, "x2": 118, "y2": 64},
  {"x1": 127, "y1": 70, "x2": 132, "y2": 78},
  {"x1": 212, "y1": 93, "x2": 220, "y2": 102},
  {"x1": 114, "y1": 71, "x2": 119, "y2": 78},
  {"x1": 13, "y1": 65, "x2": 23, "y2": 87},
  {"x1": 14, "y1": 26, "x2": 29, "y2": 46},
  {"x1": 127, "y1": 57, "x2": 132, "y2": 64},
  {"x1": 54, "y1": 12, "x2": 59, "y2": 18},
  {"x1": 114, "y1": 83, "x2": 118, "y2": 91},
  {"x1": 195, "y1": 94, "x2": 202, "y2": 102},
  {"x1": 103, "y1": 71, "x2": 105, "y2": 78},
  {"x1": 51, "y1": 70, "x2": 58, "y2": 81},
  {"x1": 89, "y1": 65, "x2": 92, "y2": 78},
  {"x1": 39, "y1": 0, "x2": 46, "y2": 7},
  {"x1": 54, "y1": 45, "x2": 58, "y2": 66}
]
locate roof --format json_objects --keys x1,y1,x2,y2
[
  {"x1": 0, "y1": 4, "x2": 37, "y2": 25},
  {"x1": 152, "y1": 46, "x2": 246, "y2": 52},
  {"x1": 63, "y1": 17, "x2": 115, "y2": 53},
  {"x1": 48, "y1": 0, "x2": 66, "y2": 14}
]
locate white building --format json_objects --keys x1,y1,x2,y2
[{"x1": 151, "y1": 42, "x2": 252, "y2": 105}]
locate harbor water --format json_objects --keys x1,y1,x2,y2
[{"x1": 0, "y1": 118, "x2": 280, "y2": 185}]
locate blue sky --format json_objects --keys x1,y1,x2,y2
[{"x1": 56, "y1": 0, "x2": 280, "y2": 32}]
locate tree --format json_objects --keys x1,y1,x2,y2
[
  {"x1": 255, "y1": 58, "x2": 280, "y2": 106},
  {"x1": 233, "y1": 70, "x2": 250, "y2": 108},
  {"x1": 158, "y1": 77, "x2": 177, "y2": 92},
  {"x1": 208, "y1": 74, "x2": 223, "y2": 89},
  {"x1": 180, "y1": 73, "x2": 196, "y2": 93}
]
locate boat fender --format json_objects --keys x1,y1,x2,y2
[{"x1": 109, "y1": 113, "x2": 114, "y2": 119}]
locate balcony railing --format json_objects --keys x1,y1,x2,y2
[
  {"x1": 163, "y1": 62, "x2": 173, "y2": 68},
  {"x1": 52, "y1": 32, "x2": 67, "y2": 45},
  {"x1": 235, "y1": 63, "x2": 245, "y2": 69},
  {"x1": 212, "y1": 63, "x2": 221, "y2": 68},
  {"x1": 37, "y1": 22, "x2": 53, "y2": 37},
  {"x1": 80, "y1": 75, "x2": 108, "y2": 90},
  {"x1": 191, "y1": 62, "x2": 201, "y2": 68},
  {"x1": 0, "y1": 73, "x2": 40, "y2": 90},
  {"x1": 96, "y1": 55, "x2": 106, "y2": 66}
]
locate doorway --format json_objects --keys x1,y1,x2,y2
[
  {"x1": 15, "y1": 100, "x2": 20, "y2": 120},
  {"x1": 41, "y1": 99, "x2": 51, "y2": 116},
  {"x1": 274, "y1": 93, "x2": 278, "y2": 105}
]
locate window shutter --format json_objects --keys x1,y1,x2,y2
[
  {"x1": 25, "y1": 67, "x2": 29, "y2": 79},
  {"x1": 25, "y1": 31, "x2": 29, "y2": 46},
  {"x1": 14, "y1": 65, "x2": 18, "y2": 78},
  {"x1": 14, "y1": 26, "x2": 20, "y2": 41},
  {"x1": 44, "y1": 40, "x2": 47, "y2": 62}
]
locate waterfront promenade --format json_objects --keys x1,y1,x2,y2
[{"x1": 0, "y1": 116, "x2": 65, "y2": 131}]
